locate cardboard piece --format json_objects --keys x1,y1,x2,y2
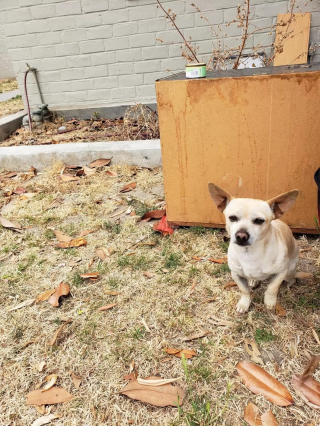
[
  {"x1": 274, "y1": 13, "x2": 311, "y2": 66},
  {"x1": 156, "y1": 64, "x2": 320, "y2": 233}
]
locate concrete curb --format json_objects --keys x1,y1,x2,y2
[
  {"x1": 0, "y1": 110, "x2": 26, "y2": 142},
  {"x1": 0, "y1": 139, "x2": 162, "y2": 171}
]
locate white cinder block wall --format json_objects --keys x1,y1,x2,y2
[
  {"x1": 0, "y1": 25, "x2": 15, "y2": 78},
  {"x1": 0, "y1": 0, "x2": 319, "y2": 108}
]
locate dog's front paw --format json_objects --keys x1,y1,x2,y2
[
  {"x1": 264, "y1": 293, "x2": 277, "y2": 309},
  {"x1": 248, "y1": 280, "x2": 261, "y2": 289},
  {"x1": 236, "y1": 296, "x2": 251, "y2": 313}
]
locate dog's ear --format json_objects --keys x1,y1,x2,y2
[
  {"x1": 267, "y1": 190, "x2": 299, "y2": 219},
  {"x1": 208, "y1": 183, "x2": 234, "y2": 213}
]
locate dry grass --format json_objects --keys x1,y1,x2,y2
[
  {"x1": 0, "y1": 78, "x2": 19, "y2": 93},
  {"x1": 1, "y1": 164, "x2": 320, "y2": 425},
  {"x1": 0, "y1": 95, "x2": 24, "y2": 119},
  {"x1": 0, "y1": 104, "x2": 159, "y2": 147}
]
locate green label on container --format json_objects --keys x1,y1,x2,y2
[{"x1": 186, "y1": 66, "x2": 206, "y2": 78}]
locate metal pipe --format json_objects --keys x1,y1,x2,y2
[
  {"x1": 32, "y1": 67, "x2": 43, "y2": 104},
  {"x1": 24, "y1": 69, "x2": 32, "y2": 133}
]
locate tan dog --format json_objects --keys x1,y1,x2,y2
[{"x1": 208, "y1": 183, "x2": 299, "y2": 313}]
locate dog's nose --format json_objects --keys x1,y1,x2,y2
[{"x1": 235, "y1": 230, "x2": 250, "y2": 244}]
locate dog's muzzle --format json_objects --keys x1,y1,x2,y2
[{"x1": 235, "y1": 229, "x2": 250, "y2": 246}]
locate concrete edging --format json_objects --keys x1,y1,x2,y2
[
  {"x1": 0, "y1": 139, "x2": 162, "y2": 171},
  {"x1": 0, "y1": 110, "x2": 26, "y2": 142}
]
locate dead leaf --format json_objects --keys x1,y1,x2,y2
[
  {"x1": 13, "y1": 186, "x2": 26, "y2": 195},
  {"x1": 106, "y1": 170, "x2": 118, "y2": 177},
  {"x1": 109, "y1": 208, "x2": 127, "y2": 218},
  {"x1": 0, "y1": 171, "x2": 17, "y2": 180},
  {"x1": 296, "y1": 272, "x2": 313, "y2": 279},
  {"x1": 48, "y1": 319, "x2": 71, "y2": 346},
  {"x1": 31, "y1": 414, "x2": 60, "y2": 426},
  {"x1": 24, "y1": 338, "x2": 39, "y2": 347},
  {"x1": 244, "y1": 339, "x2": 264, "y2": 365},
  {"x1": 120, "y1": 182, "x2": 137, "y2": 193},
  {"x1": 60, "y1": 174, "x2": 80, "y2": 182},
  {"x1": 183, "y1": 278, "x2": 197, "y2": 300},
  {"x1": 202, "y1": 296, "x2": 218, "y2": 304},
  {"x1": 79, "y1": 229, "x2": 95, "y2": 237},
  {"x1": 137, "y1": 377, "x2": 181, "y2": 386},
  {"x1": 209, "y1": 257, "x2": 228, "y2": 264},
  {"x1": 80, "y1": 272, "x2": 100, "y2": 279},
  {"x1": 0, "y1": 215, "x2": 23, "y2": 233},
  {"x1": 89, "y1": 158, "x2": 111, "y2": 168},
  {"x1": 41, "y1": 374, "x2": 58, "y2": 392},
  {"x1": 37, "y1": 361, "x2": 46, "y2": 372},
  {"x1": 154, "y1": 215, "x2": 174, "y2": 236},
  {"x1": 236, "y1": 360, "x2": 294, "y2": 406},
  {"x1": 70, "y1": 371, "x2": 82, "y2": 389},
  {"x1": 261, "y1": 410, "x2": 279, "y2": 426},
  {"x1": 275, "y1": 303, "x2": 286, "y2": 317},
  {"x1": 83, "y1": 166, "x2": 96, "y2": 176},
  {"x1": 96, "y1": 247, "x2": 112, "y2": 260},
  {"x1": 47, "y1": 196, "x2": 63, "y2": 210},
  {"x1": 207, "y1": 315, "x2": 235, "y2": 327},
  {"x1": 244, "y1": 402, "x2": 262, "y2": 426},
  {"x1": 48, "y1": 282, "x2": 70, "y2": 307},
  {"x1": 292, "y1": 374, "x2": 320, "y2": 407},
  {"x1": 165, "y1": 348, "x2": 197, "y2": 359},
  {"x1": 312, "y1": 329, "x2": 320, "y2": 345},
  {"x1": 55, "y1": 237, "x2": 87, "y2": 248},
  {"x1": 36, "y1": 289, "x2": 56, "y2": 303},
  {"x1": 141, "y1": 209, "x2": 166, "y2": 220},
  {"x1": 120, "y1": 375, "x2": 185, "y2": 407},
  {"x1": 182, "y1": 330, "x2": 211, "y2": 341},
  {"x1": 143, "y1": 271, "x2": 155, "y2": 278},
  {"x1": 223, "y1": 281, "x2": 237, "y2": 290},
  {"x1": 53, "y1": 230, "x2": 72, "y2": 242},
  {"x1": 7, "y1": 298, "x2": 34, "y2": 311},
  {"x1": 98, "y1": 303, "x2": 117, "y2": 311},
  {"x1": 301, "y1": 356, "x2": 320, "y2": 379},
  {"x1": 27, "y1": 387, "x2": 73, "y2": 405},
  {"x1": 124, "y1": 373, "x2": 138, "y2": 381},
  {"x1": 35, "y1": 405, "x2": 47, "y2": 415}
]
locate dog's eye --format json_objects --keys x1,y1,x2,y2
[
  {"x1": 229, "y1": 215, "x2": 238, "y2": 222},
  {"x1": 253, "y1": 218, "x2": 265, "y2": 225}
]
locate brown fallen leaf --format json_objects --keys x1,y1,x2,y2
[
  {"x1": 244, "y1": 401, "x2": 262, "y2": 426},
  {"x1": 47, "y1": 196, "x2": 63, "y2": 210},
  {"x1": 106, "y1": 170, "x2": 118, "y2": 177},
  {"x1": 120, "y1": 182, "x2": 137, "y2": 193},
  {"x1": 301, "y1": 355, "x2": 320, "y2": 379},
  {"x1": 223, "y1": 281, "x2": 237, "y2": 290},
  {"x1": 143, "y1": 271, "x2": 155, "y2": 278},
  {"x1": 83, "y1": 166, "x2": 96, "y2": 176},
  {"x1": 79, "y1": 229, "x2": 95, "y2": 237},
  {"x1": 55, "y1": 237, "x2": 87, "y2": 248},
  {"x1": 120, "y1": 375, "x2": 185, "y2": 407},
  {"x1": 312, "y1": 329, "x2": 320, "y2": 345},
  {"x1": 209, "y1": 257, "x2": 228, "y2": 264},
  {"x1": 141, "y1": 209, "x2": 166, "y2": 220},
  {"x1": 89, "y1": 158, "x2": 111, "y2": 168},
  {"x1": 98, "y1": 303, "x2": 117, "y2": 311},
  {"x1": 182, "y1": 330, "x2": 211, "y2": 342},
  {"x1": 80, "y1": 272, "x2": 100, "y2": 279},
  {"x1": 165, "y1": 348, "x2": 197, "y2": 359},
  {"x1": 202, "y1": 296, "x2": 218, "y2": 304},
  {"x1": 207, "y1": 315, "x2": 235, "y2": 327},
  {"x1": 0, "y1": 171, "x2": 17, "y2": 180},
  {"x1": 124, "y1": 372, "x2": 138, "y2": 381},
  {"x1": 53, "y1": 230, "x2": 72, "y2": 242},
  {"x1": 0, "y1": 215, "x2": 23, "y2": 233},
  {"x1": 261, "y1": 410, "x2": 279, "y2": 426},
  {"x1": 48, "y1": 282, "x2": 70, "y2": 307},
  {"x1": 35, "y1": 405, "x2": 47, "y2": 415},
  {"x1": 35, "y1": 289, "x2": 56, "y2": 303},
  {"x1": 244, "y1": 339, "x2": 264, "y2": 365},
  {"x1": 31, "y1": 414, "x2": 60, "y2": 426},
  {"x1": 60, "y1": 174, "x2": 80, "y2": 182},
  {"x1": 27, "y1": 386, "x2": 73, "y2": 405},
  {"x1": 275, "y1": 303, "x2": 286, "y2": 317},
  {"x1": 13, "y1": 186, "x2": 26, "y2": 195},
  {"x1": 41, "y1": 374, "x2": 58, "y2": 392},
  {"x1": 48, "y1": 319, "x2": 71, "y2": 346},
  {"x1": 237, "y1": 360, "x2": 293, "y2": 406},
  {"x1": 96, "y1": 247, "x2": 112, "y2": 260},
  {"x1": 292, "y1": 374, "x2": 320, "y2": 407},
  {"x1": 70, "y1": 371, "x2": 82, "y2": 389},
  {"x1": 7, "y1": 298, "x2": 35, "y2": 311},
  {"x1": 296, "y1": 272, "x2": 313, "y2": 279},
  {"x1": 37, "y1": 362, "x2": 46, "y2": 372}
]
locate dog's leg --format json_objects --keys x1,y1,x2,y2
[
  {"x1": 232, "y1": 271, "x2": 251, "y2": 313},
  {"x1": 264, "y1": 272, "x2": 287, "y2": 309}
]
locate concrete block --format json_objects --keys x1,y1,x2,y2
[
  {"x1": 254, "y1": 32, "x2": 275, "y2": 48},
  {"x1": 72, "y1": 79, "x2": 95, "y2": 91},
  {"x1": 11, "y1": 34, "x2": 38, "y2": 48},
  {"x1": 65, "y1": 91, "x2": 88, "y2": 103},
  {"x1": 36, "y1": 32, "x2": 61, "y2": 45},
  {"x1": 255, "y1": 2, "x2": 289, "y2": 18},
  {"x1": 25, "y1": 19, "x2": 51, "y2": 34},
  {"x1": 75, "y1": 13, "x2": 102, "y2": 28},
  {"x1": 144, "y1": 71, "x2": 168, "y2": 84},
  {"x1": 87, "y1": 89, "x2": 111, "y2": 101},
  {"x1": 119, "y1": 74, "x2": 143, "y2": 87},
  {"x1": 67, "y1": 55, "x2": 92, "y2": 67},
  {"x1": 142, "y1": 45, "x2": 169, "y2": 60},
  {"x1": 56, "y1": 42, "x2": 80, "y2": 56},
  {"x1": 139, "y1": 17, "x2": 166, "y2": 33},
  {"x1": 38, "y1": 71, "x2": 61, "y2": 83},
  {"x1": 134, "y1": 60, "x2": 161, "y2": 73},
  {"x1": 109, "y1": 62, "x2": 134, "y2": 75},
  {"x1": 101, "y1": 9, "x2": 129, "y2": 25},
  {"x1": 0, "y1": 0, "x2": 19, "y2": 10},
  {"x1": 47, "y1": 81, "x2": 73, "y2": 93},
  {"x1": 195, "y1": 11, "x2": 224, "y2": 26},
  {"x1": 129, "y1": 5, "x2": 157, "y2": 21},
  {"x1": 30, "y1": 5, "x2": 56, "y2": 19},
  {"x1": 109, "y1": 0, "x2": 126, "y2": 9},
  {"x1": 50, "y1": 16, "x2": 76, "y2": 31},
  {"x1": 184, "y1": 26, "x2": 212, "y2": 41},
  {"x1": 156, "y1": 1, "x2": 185, "y2": 17},
  {"x1": 161, "y1": 57, "x2": 185, "y2": 71},
  {"x1": 136, "y1": 85, "x2": 156, "y2": 98},
  {"x1": 32, "y1": 45, "x2": 56, "y2": 59},
  {"x1": 81, "y1": 0, "x2": 109, "y2": 13},
  {"x1": 80, "y1": 39, "x2": 105, "y2": 54},
  {"x1": 6, "y1": 7, "x2": 30, "y2": 23},
  {"x1": 42, "y1": 57, "x2": 67, "y2": 71},
  {"x1": 0, "y1": 110, "x2": 26, "y2": 142},
  {"x1": 104, "y1": 36, "x2": 129, "y2": 51},
  {"x1": 0, "y1": 140, "x2": 161, "y2": 171},
  {"x1": 113, "y1": 22, "x2": 139, "y2": 37},
  {"x1": 60, "y1": 68, "x2": 84, "y2": 80},
  {"x1": 61, "y1": 28, "x2": 86, "y2": 43},
  {"x1": 168, "y1": 44, "x2": 183, "y2": 58},
  {"x1": 92, "y1": 51, "x2": 116, "y2": 66},
  {"x1": 186, "y1": 0, "x2": 216, "y2": 12},
  {"x1": 84, "y1": 65, "x2": 108, "y2": 78},
  {"x1": 166, "y1": 14, "x2": 194, "y2": 30},
  {"x1": 215, "y1": 0, "x2": 246, "y2": 9},
  {"x1": 18, "y1": 0, "x2": 43, "y2": 5},
  {"x1": 4, "y1": 22, "x2": 26, "y2": 36},
  {"x1": 111, "y1": 87, "x2": 136, "y2": 99},
  {"x1": 86, "y1": 25, "x2": 113, "y2": 40},
  {"x1": 94, "y1": 76, "x2": 119, "y2": 89},
  {"x1": 56, "y1": 1, "x2": 82, "y2": 16},
  {"x1": 9, "y1": 47, "x2": 32, "y2": 60},
  {"x1": 130, "y1": 33, "x2": 156, "y2": 48},
  {"x1": 117, "y1": 48, "x2": 141, "y2": 62},
  {"x1": 157, "y1": 29, "x2": 185, "y2": 43}
]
